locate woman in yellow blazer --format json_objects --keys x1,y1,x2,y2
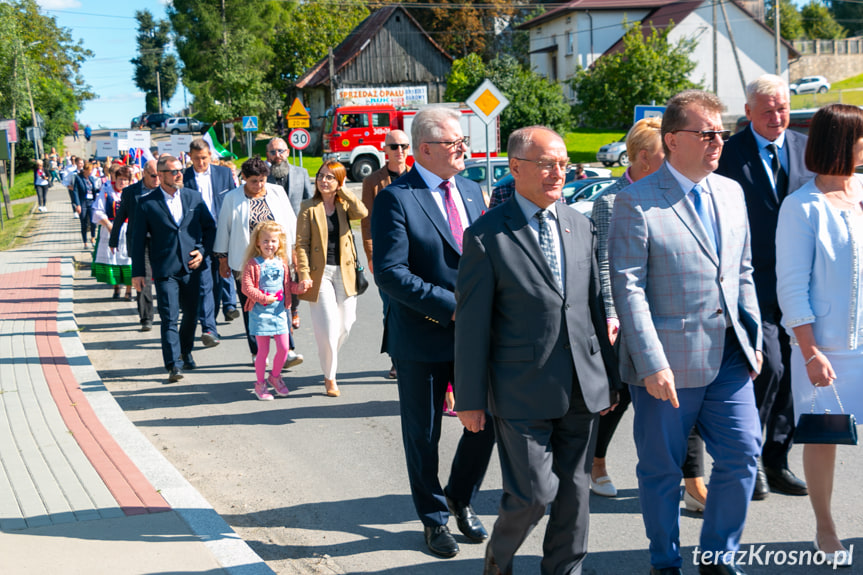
[{"x1": 297, "y1": 160, "x2": 368, "y2": 397}]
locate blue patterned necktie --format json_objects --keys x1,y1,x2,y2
[
  {"x1": 691, "y1": 184, "x2": 717, "y2": 253},
  {"x1": 536, "y1": 209, "x2": 563, "y2": 291}
]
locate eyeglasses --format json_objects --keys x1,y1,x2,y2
[
  {"x1": 673, "y1": 129, "x2": 731, "y2": 142},
  {"x1": 513, "y1": 158, "x2": 570, "y2": 172},
  {"x1": 425, "y1": 137, "x2": 470, "y2": 149},
  {"x1": 316, "y1": 173, "x2": 337, "y2": 182},
  {"x1": 158, "y1": 169, "x2": 183, "y2": 176},
  {"x1": 268, "y1": 148, "x2": 289, "y2": 155},
  {"x1": 387, "y1": 143, "x2": 409, "y2": 151}
]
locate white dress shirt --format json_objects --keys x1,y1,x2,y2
[
  {"x1": 162, "y1": 188, "x2": 183, "y2": 225},
  {"x1": 194, "y1": 167, "x2": 215, "y2": 217},
  {"x1": 412, "y1": 161, "x2": 469, "y2": 232}
]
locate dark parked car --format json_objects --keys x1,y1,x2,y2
[{"x1": 144, "y1": 113, "x2": 171, "y2": 129}]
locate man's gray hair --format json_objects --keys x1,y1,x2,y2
[
  {"x1": 508, "y1": 126, "x2": 563, "y2": 158},
  {"x1": 156, "y1": 155, "x2": 178, "y2": 172},
  {"x1": 746, "y1": 74, "x2": 790, "y2": 106},
  {"x1": 411, "y1": 107, "x2": 462, "y2": 146}
]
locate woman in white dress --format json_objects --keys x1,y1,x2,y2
[
  {"x1": 91, "y1": 165, "x2": 133, "y2": 299},
  {"x1": 776, "y1": 103, "x2": 863, "y2": 567}
]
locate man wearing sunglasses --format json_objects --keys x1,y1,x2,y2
[
  {"x1": 716, "y1": 75, "x2": 814, "y2": 502},
  {"x1": 609, "y1": 90, "x2": 762, "y2": 575},
  {"x1": 372, "y1": 107, "x2": 495, "y2": 559},
  {"x1": 132, "y1": 155, "x2": 217, "y2": 383},
  {"x1": 361, "y1": 130, "x2": 410, "y2": 379}
]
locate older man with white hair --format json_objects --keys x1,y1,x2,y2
[{"x1": 716, "y1": 74, "x2": 815, "y2": 500}]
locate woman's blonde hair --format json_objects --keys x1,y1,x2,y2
[
  {"x1": 243, "y1": 220, "x2": 288, "y2": 265},
  {"x1": 626, "y1": 116, "x2": 663, "y2": 162}
]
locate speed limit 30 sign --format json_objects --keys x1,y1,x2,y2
[{"x1": 289, "y1": 128, "x2": 310, "y2": 150}]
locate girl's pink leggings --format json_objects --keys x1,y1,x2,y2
[{"x1": 255, "y1": 334, "x2": 290, "y2": 382}]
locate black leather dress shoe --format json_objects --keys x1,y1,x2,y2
[
  {"x1": 181, "y1": 354, "x2": 196, "y2": 370},
  {"x1": 423, "y1": 525, "x2": 459, "y2": 558},
  {"x1": 168, "y1": 366, "x2": 183, "y2": 383},
  {"x1": 650, "y1": 568, "x2": 682, "y2": 575},
  {"x1": 752, "y1": 459, "x2": 769, "y2": 501},
  {"x1": 446, "y1": 495, "x2": 488, "y2": 541},
  {"x1": 764, "y1": 465, "x2": 808, "y2": 495},
  {"x1": 698, "y1": 563, "x2": 748, "y2": 575},
  {"x1": 484, "y1": 544, "x2": 512, "y2": 575}
]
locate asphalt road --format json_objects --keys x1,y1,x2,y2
[{"x1": 68, "y1": 130, "x2": 862, "y2": 574}]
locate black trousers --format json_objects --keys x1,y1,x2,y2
[
  {"x1": 154, "y1": 270, "x2": 200, "y2": 369},
  {"x1": 753, "y1": 317, "x2": 795, "y2": 468}
]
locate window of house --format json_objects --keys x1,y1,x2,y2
[{"x1": 567, "y1": 32, "x2": 574, "y2": 55}]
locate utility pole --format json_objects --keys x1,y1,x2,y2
[
  {"x1": 19, "y1": 39, "x2": 41, "y2": 162},
  {"x1": 713, "y1": 0, "x2": 718, "y2": 94},
  {"x1": 774, "y1": 0, "x2": 781, "y2": 75},
  {"x1": 156, "y1": 68, "x2": 163, "y2": 113}
]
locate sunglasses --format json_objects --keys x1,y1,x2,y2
[
  {"x1": 268, "y1": 148, "x2": 289, "y2": 155},
  {"x1": 387, "y1": 143, "x2": 409, "y2": 151},
  {"x1": 673, "y1": 129, "x2": 731, "y2": 142},
  {"x1": 158, "y1": 169, "x2": 183, "y2": 176}
]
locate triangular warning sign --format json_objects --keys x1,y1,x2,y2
[
  {"x1": 287, "y1": 98, "x2": 310, "y2": 119},
  {"x1": 243, "y1": 117, "x2": 257, "y2": 131}
]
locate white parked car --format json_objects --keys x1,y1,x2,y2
[
  {"x1": 163, "y1": 116, "x2": 207, "y2": 134},
  {"x1": 790, "y1": 76, "x2": 830, "y2": 95},
  {"x1": 596, "y1": 138, "x2": 629, "y2": 167}
]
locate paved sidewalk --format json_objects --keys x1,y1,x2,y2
[{"x1": 0, "y1": 183, "x2": 273, "y2": 574}]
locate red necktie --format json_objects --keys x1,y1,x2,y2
[{"x1": 440, "y1": 180, "x2": 463, "y2": 252}]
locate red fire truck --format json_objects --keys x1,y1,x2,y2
[{"x1": 321, "y1": 103, "x2": 499, "y2": 181}]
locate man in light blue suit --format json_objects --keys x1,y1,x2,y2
[
  {"x1": 184, "y1": 138, "x2": 238, "y2": 349},
  {"x1": 609, "y1": 90, "x2": 763, "y2": 575}
]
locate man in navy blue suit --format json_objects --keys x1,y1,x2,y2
[
  {"x1": 184, "y1": 138, "x2": 238, "y2": 348},
  {"x1": 716, "y1": 75, "x2": 814, "y2": 500},
  {"x1": 132, "y1": 155, "x2": 216, "y2": 383},
  {"x1": 372, "y1": 107, "x2": 495, "y2": 558}
]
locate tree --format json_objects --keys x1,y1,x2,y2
[
  {"x1": 569, "y1": 22, "x2": 700, "y2": 129},
  {"x1": 801, "y1": 1, "x2": 846, "y2": 39},
  {"x1": 130, "y1": 10, "x2": 179, "y2": 114},
  {"x1": 766, "y1": 0, "x2": 805, "y2": 41},
  {"x1": 444, "y1": 54, "x2": 570, "y2": 143},
  {"x1": 0, "y1": 0, "x2": 93, "y2": 177},
  {"x1": 270, "y1": 1, "x2": 368, "y2": 92},
  {"x1": 167, "y1": 0, "x2": 287, "y2": 123},
  {"x1": 405, "y1": 0, "x2": 515, "y2": 60},
  {"x1": 828, "y1": 1, "x2": 863, "y2": 37}
]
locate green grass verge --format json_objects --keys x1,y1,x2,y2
[
  {"x1": 0, "y1": 202, "x2": 38, "y2": 251},
  {"x1": 3, "y1": 171, "x2": 36, "y2": 202},
  {"x1": 790, "y1": 72, "x2": 863, "y2": 109},
  {"x1": 564, "y1": 130, "x2": 627, "y2": 164}
]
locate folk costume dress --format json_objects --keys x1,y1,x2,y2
[{"x1": 91, "y1": 187, "x2": 132, "y2": 286}]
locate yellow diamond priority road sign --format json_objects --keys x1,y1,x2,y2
[{"x1": 465, "y1": 79, "x2": 509, "y2": 124}]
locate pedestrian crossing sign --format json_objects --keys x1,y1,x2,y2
[{"x1": 242, "y1": 116, "x2": 258, "y2": 132}]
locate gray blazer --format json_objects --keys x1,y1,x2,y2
[
  {"x1": 267, "y1": 163, "x2": 313, "y2": 215},
  {"x1": 608, "y1": 163, "x2": 762, "y2": 388},
  {"x1": 454, "y1": 197, "x2": 619, "y2": 419}
]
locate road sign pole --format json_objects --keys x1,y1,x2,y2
[
  {"x1": 299, "y1": 150, "x2": 303, "y2": 170},
  {"x1": 485, "y1": 121, "x2": 492, "y2": 196}
]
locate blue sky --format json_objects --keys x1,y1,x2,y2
[{"x1": 38, "y1": 0, "x2": 184, "y2": 129}]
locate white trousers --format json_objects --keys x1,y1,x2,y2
[{"x1": 309, "y1": 265, "x2": 357, "y2": 380}]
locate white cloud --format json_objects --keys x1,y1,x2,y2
[{"x1": 36, "y1": 0, "x2": 82, "y2": 9}]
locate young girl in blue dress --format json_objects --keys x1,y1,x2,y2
[{"x1": 241, "y1": 221, "x2": 305, "y2": 400}]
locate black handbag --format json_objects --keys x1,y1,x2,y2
[
  {"x1": 794, "y1": 385, "x2": 858, "y2": 445},
  {"x1": 349, "y1": 231, "x2": 369, "y2": 296}
]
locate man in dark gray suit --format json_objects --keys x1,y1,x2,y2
[
  {"x1": 455, "y1": 126, "x2": 619, "y2": 575},
  {"x1": 715, "y1": 75, "x2": 813, "y2": 500}
]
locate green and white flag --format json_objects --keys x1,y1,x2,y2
[{"x1": 203, "y1": 126, "x2": 237, "y2": 160}]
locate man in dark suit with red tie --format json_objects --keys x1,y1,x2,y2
[
  {"x1": 716, "y1": 74, "x2": 814, "y2": 499},
  {"x1": 372, "y1": 107, "x2": 495, "y2": 558}
]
